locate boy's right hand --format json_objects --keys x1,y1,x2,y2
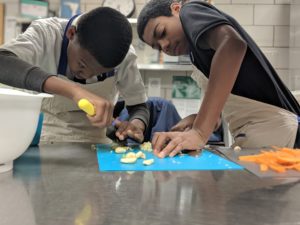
[
  {"x1": 170, "y1": 114, "x2": 197, "y2": 132},
  {"x1": 73, "y1": 89, "x2": 114, "y2": 128},
  {"x1": 43, "y1": 76, "x2": 114, "y2": 128}
]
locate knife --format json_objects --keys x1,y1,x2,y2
[
  {"x1": 203, "y1": 144, "x2": 229, "y2": 157},
  {"x1": 77, "y1": 98, "x2": 140, "y2": 147},
  {"x1": 78, "y1": 98, "x2": 95, "y2": 116},
  {"x1": 106, "y1": 124, "x2": 141, "y2": 147}
]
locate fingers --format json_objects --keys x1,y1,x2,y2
[
  {"x1": 184, "y1": 127, "x2": 191, "y2": 131},
  {"x1": 170, "y1": 124, "x2": 180, "y2": 131},
  {"x1": 158, "y1": 139, "x2": 183, "y2": 158},
  {"x1": 169, "y1": 143, "x2": 184, "y2": 158},
  {"x1": 152, "y1": 132, "x2": 168, "y2": 155},
  {"x1": 115, "y1": 121, "x2": 144, "y2": 142},
  {"x1": 87, "y1": 100, "x2": 114, "y2": 127},
  {"x1": 152, "y1": 132, "x2": 181, "y2": 157},
  {"x1": 129, "y1": 130, "x2": 144, "y2": 143},
  {"x1": 170, "y1": 122, "x2": 185, "y2": 131},
  {"x1": 152, "y1": 130, "x2": 204, "y2": 158},
  {"x1": 171, "y1": 125, "x2": 189, "y2": 132}
]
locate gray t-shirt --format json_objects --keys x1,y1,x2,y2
[
  {"x1": 0, "y1": 17, "x2": 148, "y2": 106},
  {"x1": 0, "y1": 17, "x2": 149, "y2": 128}
]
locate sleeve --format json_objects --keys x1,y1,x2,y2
[
  {"x1": 115, "y1": 45, "x2": 148, "y2": 106},
  {"x1": 1, "y1": 19, "x2": 57, "y2": 66},
  {"x1": 0, "y1": 50, "x2": 55, "y2": 92},
  {"x1": 126, "y1": 103, "x2": 150, "y2": 128},
  {"x1": 180, "y1": 2, "x2": 232, "y2": 46}
]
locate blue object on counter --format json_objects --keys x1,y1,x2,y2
[
  {"x1": 30, "y1": 113, "x2": 44, "y2": 146},
  {"x1": 14, "y1": 146, "x2": 41, "y2": 179},
  {"x1": 96, "y1": 144, "x2": 243, "y2": 172}
]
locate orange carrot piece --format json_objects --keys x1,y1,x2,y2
[
  {"x1": 239, "y1": 146, "x2": 300, "y2": 173},
  {"x1": 260, "y1": 164, "x2": 268, "y2": 172}
]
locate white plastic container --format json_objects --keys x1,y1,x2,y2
[{"x1": 0, "y1": 88, "x2": 52, "y2": 173}]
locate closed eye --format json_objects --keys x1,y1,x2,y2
[{"x1": 160, "y1": 29, "x2": 166, "y2": 38}]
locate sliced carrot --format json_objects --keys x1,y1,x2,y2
[
  {"x1": 260, "y1": 164, "x2": 268, "y2": 172},
  {"x1": 293, "y1": 164, "x2": 300, "y2": 171},
  {"x1": 269, "y1": 164, "x2": 286, "y2": 173},
  {"x1": 277, "y1": 156, "x2": 300, "y2": 164},
  {"x1": 238, "y1": 155, "x2": 262, "y2": 162},
  {"x1": 239, "y1": 147, "x2": 300, "y2": 173}
]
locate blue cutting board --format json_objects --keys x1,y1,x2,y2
[{"x1": 96, "y1": 144, "x2": 243, "y2": 171}]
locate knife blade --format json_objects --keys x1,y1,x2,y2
[
  {"x1": 106, "y1": 124, "x2": 140, "y2": 147},
  {"x1": 77, "y1": 99, "x2": 141, "y2": 147}
]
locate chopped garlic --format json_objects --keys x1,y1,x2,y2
[
  {"x1": 234, "y1": 146, "x2": 242, "y2": 152},
  {"x1": 140, "y1": 142, "x2": 153, "y2": 152},
  {"x1": 143, "y1": 159, "x2": 154, "y2": 166},
  {"x1": 115, "y1": 146, "x2": 130, "y2": 154},
  {"x1": 135, "y1": 151, "x2": 146, "y2": 159},
  {"x1": 120, "y1": 157, "x2": 137, "y2": 164},
  {"x1": 125, "y1": 152, "x2": 136, "y2": 158}
]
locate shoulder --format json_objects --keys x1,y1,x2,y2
[
  {"x1": 30, "y1": 17, "x2": 68, "y2": 35},
  {"x1": 114, "y1": 45, "x2": 140, "y2": 81},
  {"x1": 126, "y1": 45, "x2": 137, "y2": 58},
  {"x1": 180, "y1": 1, "x2": 230, "y2": 43},
  {"x1": 181, "y1": 1, "x2": 214, "y2": 15},
  {"x1": 180, "y1": 1, "x2": 224, "y2": 22},
  {"x1": 117, "y1": 45, "x2": 137, "y2": 67}
]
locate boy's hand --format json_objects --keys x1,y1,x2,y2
[
  {"x1": 170, "y1": 114, "x2": 197, "y2": 131},
  {"x1": 85, "y1": 96, "x2": 114, "y2": 128},
  {"x1": 73, "y1": 89, "x2": 114, "y2": 128},
  {"x1": 114, "y1": 119, "x2": 145, "y2": 143},
  {"x1": 152, "y1": 129, "x2": 206, "y2": 158},
  {"x1": 43, "y1": 76, "x2": 114, "y2": 128}
]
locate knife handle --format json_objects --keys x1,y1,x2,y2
[{"x1": 78, "y1": 99, "x2": 95, "y2": 116}]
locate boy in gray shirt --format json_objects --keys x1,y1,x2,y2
[{"x1": 0, "y1": 7, "x2": 149, "y2": 143}]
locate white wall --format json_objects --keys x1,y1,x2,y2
[{"x1": 289, "y1": 0, "x2": 300, "y2": 91}]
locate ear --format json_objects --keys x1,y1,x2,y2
[
  {"x1": 170, "y1": 2, "x2": 181, "y2": 16},
  {"x1": 66, "y1": 26, "x2": 76, "y2": 40}
]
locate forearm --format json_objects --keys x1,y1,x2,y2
[
  {"x1": 43, "y1": 76, "x2": 86, "y2": 102},
  {"x1": 0, "y1": 50, "x2": 91, "y2": 103},
  {"x1": 193, "y1": 38, "x2": 247, "y2": 141},
  {"x1": 0, "y1": 50, "x2": 54, "y2": 92}
]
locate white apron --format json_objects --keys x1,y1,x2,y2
[
  {"x1": 40, "y1": 75, "x2": 118, "y2": 143},
  {"x1": 191, "y1": 67, "x2": 298, "y2": 148}
]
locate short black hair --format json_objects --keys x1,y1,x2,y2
[
  {"x1": 137, "y1": 0, "x2": 180, "y2": 42},
  {"x1": 77, "y1": 7, "x2": 132, "y2": 68}
]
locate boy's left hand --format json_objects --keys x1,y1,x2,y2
[
  {"x1": 152, "y1": 129, "x2": 206, "y2": 158},
  {"x1": 114, "y1": 119, "x2": 145, "y2": 143}
]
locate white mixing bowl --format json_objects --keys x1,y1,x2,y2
[{"x1": 0, "y1": 88, "x2": 52, "y2": 173}]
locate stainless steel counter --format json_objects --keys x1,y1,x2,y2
[{"x1": 1, "y1": 143, "x2": 300, "y2": 225}]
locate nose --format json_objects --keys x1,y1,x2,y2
[{"x1": 158, "y1": 39, "x2": 170, "y2": 53}]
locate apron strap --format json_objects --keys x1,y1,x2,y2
[
  {"x1": 58, "y1": 14, "x2": 116, "y2": 83},
  {"x1": 57, "y1": 14, "x2": 79, "y2": 75}
]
